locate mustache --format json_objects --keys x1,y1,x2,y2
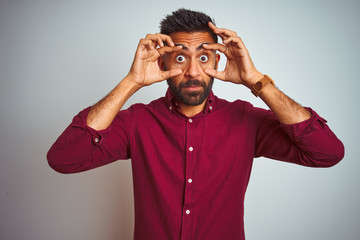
[{"x1": 179, "y1": 79, "x2": 206, "y2": 89}]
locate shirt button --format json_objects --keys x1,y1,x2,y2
[
  {"x1": 189, "y1": 147, "x2": 193, "y2": 152},
  {"x1": 188, "y1": 118, "x2": 192, "y2": 123},
  {"x1": 186, "y1": 210, "x2": 190, "y2": 215},
  {"x1": 94, "y1": 137, "x2": 100, "y2": 143},
  {"x1": 209, "y1": 106, "x2": 213, "y2": 110},
  {"x1": 188, "y1": 178, "x2": 192, "y2": 183},
  {"x1": 169, "y1": 106, "x2": 172, "y2": 111}
]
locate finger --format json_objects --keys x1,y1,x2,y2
[
  {"x1": 159, "y1": 68, "x2": 182, "y2": 81},
  {"x1": 157, "y1": 33, "x2": 175, "y2": 47},
  {"x1": 139, "y1": 38, "x2": 155, "y2": 51},
  {"x1": 208, "y1": 22, "x2": 226, "y2": 41},
  {"x1": 157, "y1": 45, "x2": 182, "y2": 56},
  {"x1": 203, "y1": 43, "x2": 227, "y2": 53},
  {"x1": 223, "y1": 36, "x2": 248, "y2": 55},
  {"x1": 208, "y1": 22, "x2": 217, "y2": 31},
  {"x1": 145, "y1": 34, "x2": 163, "y2": 47},
  {"x1": 204, "y1": 68, "x2": 226, "y2": 81},
  {"x1": 146, "y1": 33, "x2": 174, "y2": 47},
  {"x1": 223, "y1": 36, "x2": 245, "y2": 48},
  {"x1": 208, "y1": 22, "x2": 237, "y2": 41},
  {"x1": 213, "y1": 28, "x2": 237, "y2": 38},
  {"x1": 154, "y1": 33, "x2": 173, "y2": 47}
]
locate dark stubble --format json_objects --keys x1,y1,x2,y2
[{"x1": 167, "y1": 77, "x2": 214, "y2": 106}]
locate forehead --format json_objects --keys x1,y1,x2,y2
[{"x1": 170, "y1": 32, "x2": 215, "y2": 49}]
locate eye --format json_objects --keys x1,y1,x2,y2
[
  {"x1": 199, "y1": 54, "x2": 209, "y2": 63},
  {"x1": 176, "y1": 55, "x2": 186, "y2": 63}
]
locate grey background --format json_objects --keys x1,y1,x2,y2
[{"x1": 1, "y1": 0, "x2": 359, "y2": 239}]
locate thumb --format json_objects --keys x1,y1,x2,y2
[
  {"x1": 204, "y1": 68, "x2": 225, "y2": 80},
  {"x1": 160, "y1": 68, "x2": 182, "y2": 81}
]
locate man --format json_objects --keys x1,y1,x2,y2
[{"x1": 47, "y1": 8, "x2": 344, "y2": 240}]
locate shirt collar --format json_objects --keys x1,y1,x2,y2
[{"x1": 165, "y1": 88, "x2": 214, "y2": 115}]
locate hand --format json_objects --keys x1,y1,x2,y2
[
  {"x1": 128, "y1": 33, "x2": 183, "y2": 87},
  {"x1": 203, "y1": 22, "x2": 263, "y2": 88}
]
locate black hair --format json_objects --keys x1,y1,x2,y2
[{"x1": 160, "y1": 8, "x2": 217, "y2": 43}]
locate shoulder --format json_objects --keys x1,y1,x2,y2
[
  {"x1": 128, "y1": 96, "x2": 165, "y2": 112},
  {"x1": 213, "y1": 94, "x2": 273, "y2": 121},
  {"x1": 111, "y1": 97, "x2": 165, "y2": 130},
  {"x1": 115, "y1": 96, "x2": 166, "y2": 120},
  {"x1": 213, "y1": 94, "x2": 253, "y2": 113}
]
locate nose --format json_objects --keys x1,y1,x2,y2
[{"x1": 184, "y1": 59, "x2": 201, "y2": 79}]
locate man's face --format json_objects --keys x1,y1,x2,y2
[{"x1": 161, "y1": 31, "x2": 220, "y2": 106}]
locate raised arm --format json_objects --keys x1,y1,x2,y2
[
  {"x1": 203, "y1": 22, "x2": 344, "y2": 165},
  {"x1": 203, "y1": 22, "x2": 310, "y2": 124},
  {"x1": 87, "y1": 34, "x2": 182, "y2": 130},
  {"x1": 47, "y1": 33, "x2": 182, "y2": 173}
]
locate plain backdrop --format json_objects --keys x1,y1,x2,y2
[{"x1": 1, "y1": 0, "x2": 359, "y2": 239}]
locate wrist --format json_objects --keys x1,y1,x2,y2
[
  {"x1": 243, "y1": 71, "x2": 264, "y2": 89},
  {"x1": 116, "y1": 75, "x2": 142, "y2": 99},
  {"x1": 124, "y1": 73, "x2": 144, "y2": 90},
  {"x1": 251, "y1": 74, "x2": 275, "y2": 97}
]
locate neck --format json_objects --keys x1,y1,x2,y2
[{"x1": 179, "y1": 100, "x2": 207, "y2": 117}]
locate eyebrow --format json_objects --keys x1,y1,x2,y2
[{"x1": 175, "y1": 42, "x2": 211, "y2": 51}]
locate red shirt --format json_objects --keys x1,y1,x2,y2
[{"x1": 47, "y1": 89, "x2": 344, "y2": 240}]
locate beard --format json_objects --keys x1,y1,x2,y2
[{"x1": 167, "y1": 77, "x2": 214, "y2": 106}]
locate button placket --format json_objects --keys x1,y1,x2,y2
[{"x1": 181, "y1": 115, "x2": 196, "y2": 238}]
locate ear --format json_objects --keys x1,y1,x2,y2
[
  {"x1": 158, "y1": 56, "x2": 166, "y2": 71},
  {"x1": 214, "y1": 53, "x2": 220, "y2": 70}
]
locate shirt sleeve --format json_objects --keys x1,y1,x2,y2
[
  {"x1": 47, "y1": 107, "x2": 132, "y2": 174},
  {"x1": 253, "y1": 106, "x2": 344, "y2": 167}
]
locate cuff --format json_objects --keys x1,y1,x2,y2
[
  {"x1": 71, "y1": 106, "x2": 112, "y2": 146},
  {"x1": 280, "y1": 107, "x2": 327, "y2": 143}
]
